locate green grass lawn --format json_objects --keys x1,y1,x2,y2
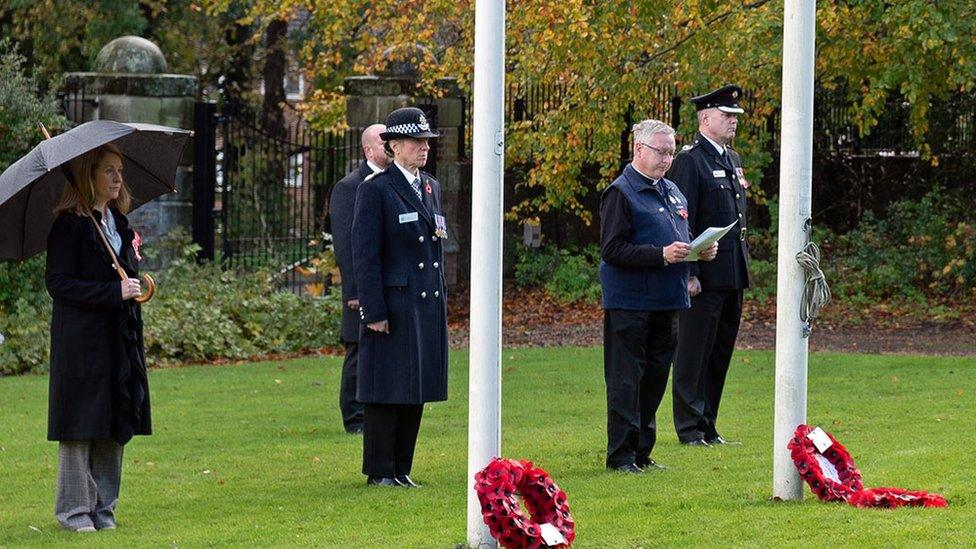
[{"x1": 1, "y1": 348, "x2": 973, "y2": 547}]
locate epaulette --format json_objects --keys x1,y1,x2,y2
[{"x1": 681, "y1": 140, "x2": 700, "y2": 152}]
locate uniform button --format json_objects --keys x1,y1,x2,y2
[
  {"x1": 433, "y1": 262, "x2": 439, "y2": 269},
  {"x1": 418, "y1": 235, "x2": 425, "y2": 243},
  {"x1": 736, "y1": 193, "x2": 741, "y2": 199},
  {"x1": 418, "y1": 262, "x2": 425, "y2": 270},
  {"x1": 421, "y1": 291, "x2": 427, "y2": 299},
  {"x1": 432, "y1": 235, "x2": 438, "y2": 241},
  {"x1": 434, "y1": 290, "x2": 440, "y2": 297},
  {"x1": 738, "y1": 213, "x2": 743, "y2": 218}
]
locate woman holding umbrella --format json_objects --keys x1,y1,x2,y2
[{"x1": 45, "y1": 143, "x2": 151, "y2": 532}]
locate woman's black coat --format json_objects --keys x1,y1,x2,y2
[{"x1": 45, "y1": 209, "x2": 151, "y2": 445}]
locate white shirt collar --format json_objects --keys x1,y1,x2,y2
[
  {"x1": 393, "y1": 161, "x2": 419, "y2": 183},
  {"x1": 366, "y1": 160, "x2": 384, "y2": 174},
  {"x1": 630, "y1": 163, "x2": 659, "y2": 185},
  {"x1": 700, "y1": 133, "x2": 726, "y2": 155}
]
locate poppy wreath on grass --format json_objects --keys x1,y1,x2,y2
[
  {"x1": 474, "y1": 458, "x2": 575, "y2": 548},
  {"x1": 788, "y1": 424, "x2": 864, "y2": 502},
  {"x1": 849, "y1": 487, "x2": 948, "y2": 509},
  {"x1": 789, "y1": 424, "x2": 948, "y2": 509}
]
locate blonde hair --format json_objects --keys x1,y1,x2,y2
[{"x1": 54, "y1": 143, "x2": 131, "y2": 215}]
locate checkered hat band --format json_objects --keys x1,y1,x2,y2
[{"x1": 387, "y1": 123, "x2": 429, "y2": 134}]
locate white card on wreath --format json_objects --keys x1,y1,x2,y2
[
  {"x1": 807, "y1": 426, "x2": 833, "y2": 453},
  {"x1": 539, "y1": 523, "x2": 566, "y2": 546}
]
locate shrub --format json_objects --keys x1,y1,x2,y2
[
  {"x1": 515, "y1": 244, "x2": 601, "y2": 304},
  {"x1": 0, "y1": 39, "x2": 68, "y2": 169},
  {"x1": 0, "y1": 230, "x2": 343, "y2": 375},
  {"x1": 140, "y1": 230, "x2": 343, "y2": 366},
  {"x1": 514, "y1": 245, "x2": 562, "y2": 288},
  {"x1": 743, "y1": 258, "x2": 776, "y2": 305},
  {"x1": 0, "y1": 256, "x2": 51, "y2": 375}
]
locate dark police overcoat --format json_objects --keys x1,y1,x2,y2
[
  {"x1": 666, "y1": 132, "x2": 751, "y2": 289},
  {"x1": 45, "y1": 209, "x2": 151, "y2": 445},
  {"x1": 329, "y1": 161, "x2": 372, "y2": 343},
  {"x1": 351, "y1": 166, "x2": 448, "y2": 405}
]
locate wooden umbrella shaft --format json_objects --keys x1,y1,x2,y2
[
  {"x1": 86, "y1": 210, "x2": 128, "y2": 280},
  {"x1": 84, "y1": 208, "x2": 155, "y2": 303}
]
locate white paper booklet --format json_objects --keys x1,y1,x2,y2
[{"x1": 687, "y1": 220, "x2": 739, "y2": 261}]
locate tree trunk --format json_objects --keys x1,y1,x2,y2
[{"x1": 261, "y1": 18, "x2": 287, "y2": 140}]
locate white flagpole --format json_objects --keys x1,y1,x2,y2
[
  {"x1": 773, "y1": 0, "x2": 817, "y2": 500},
  {"x1": 467, "y1": 0, "x2": 505, "y2": 545}
]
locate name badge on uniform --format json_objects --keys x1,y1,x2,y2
[
  {"x1": 712, "y1": 169, "x2": 726, "y2": 178},
  {"x1": 399, "y1": 212, "x2": 419, "y2": 224},
  {"x1": 434, "y1": 214, "x2": 448, "y2": 239}
]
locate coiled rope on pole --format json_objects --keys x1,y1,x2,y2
[{"x1": 795, "y1": 241, "x2": 831, "y2": 337}]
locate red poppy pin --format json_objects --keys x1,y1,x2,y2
[
  {"x1": 132, "y1": 231, "x2": 143, "y2": 261},
  {"x1": 678, "y1": 208, "x2": 688, "y2": 220},
  {"x1": 425, "y1": 182, "x2": 432, "y2": 194}
]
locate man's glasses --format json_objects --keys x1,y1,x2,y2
[{"x1": 636, "y1": 142, "x2": 676, "y2": 158}]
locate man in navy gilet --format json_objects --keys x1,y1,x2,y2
[{"x1": 599, "y1": 119, "x2": 718, "y2": 473}]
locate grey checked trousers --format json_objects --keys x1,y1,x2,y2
[{"x1": 55, "y1": 439, "x2": 123, "y2": 531}]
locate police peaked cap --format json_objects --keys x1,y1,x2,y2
[
  {"x1": 380, "y1": 107, "x2": 441, "y2": 140},
  {"x1": 690, "y1": 84, "x2": 746, "y2": 113}
]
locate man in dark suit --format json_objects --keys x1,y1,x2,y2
[
  {"x1": 329, "y1": 124, "x2": 390, "y2": 434},
  {"x1": 667, "y1": 84, "x2": 751, "y2": 446},
  {"x1": 600, "y1": 119, "x2": 717, "y2": 474},
  {"x1": 352, "y1": 107, "x2": 449, "y2": 487}
]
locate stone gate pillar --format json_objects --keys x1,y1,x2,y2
[
  {"x1": 344, "y1": 66, "x2": 464, "y2": 287},
  {"x1": 61, "y1": 36, "x2": 197, "y2": 270}
]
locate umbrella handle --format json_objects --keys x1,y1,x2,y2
[
  {"x1": 135, "y1": 274, "x2": 156, "y2": 303},
  {"x1": 114, "y1": 265, "x2": 155, "y2": 304}
]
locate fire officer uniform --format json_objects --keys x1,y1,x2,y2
[
  {"x1": 352, "y1": 107, "x2": 448, "y2": 487},
  {"x1": 667, "y1": 85, "x2": 751, "y2": 445}
]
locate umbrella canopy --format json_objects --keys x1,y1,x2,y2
[{"x1": 0, "y1": 120, "x2": 190, "y2": 260}]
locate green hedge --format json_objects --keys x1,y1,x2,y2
[
  {"x1": 513, "y1": 187, "x2": 975, "y2": 308},
  {"x1": 515, "y1": 244, "x2": 602, "y2": 304},
  {"x1": 0, "y1": 234, "x2": 342, "y2": 375}
]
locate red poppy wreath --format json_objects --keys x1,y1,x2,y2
[
  {"x1": 474, "y1": 458, "x2": 575, "y2": 548},
  {"x1": 788, "y1": 424, "x2": 864, "y2": 502},
  {"x1": 789, "y1": 424, "x2": 948, "y2": 509}
]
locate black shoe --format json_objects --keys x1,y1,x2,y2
[
  {"x1": 681, "y1": 438, "x2": 710, "y2": 447},
  {"x1": 705, "y1": 434, "x2": 741, "y2": 445},
  {"x1": 345, "y1": 425, "x2": 363, "y2": 435},
  {"x1": 366, "y1": 476, "x2": 403, "y2": 487},
  {"x1": 608, "y1": 463, "x2": 644, "y2": 474},
  {"x1": 635, "y1": 456, "x2": 667, "y2": 470},
  {"x1": 395, "y1": 475, "x2": 422, "y2": 488}
]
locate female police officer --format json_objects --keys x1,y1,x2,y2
[{"x1": 351, "y1": 107, "x2": 448, "y2": 487}]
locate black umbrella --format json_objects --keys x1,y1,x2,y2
[{"x1": 0, "y1": 120, "x2": 190, "y2": 261}]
